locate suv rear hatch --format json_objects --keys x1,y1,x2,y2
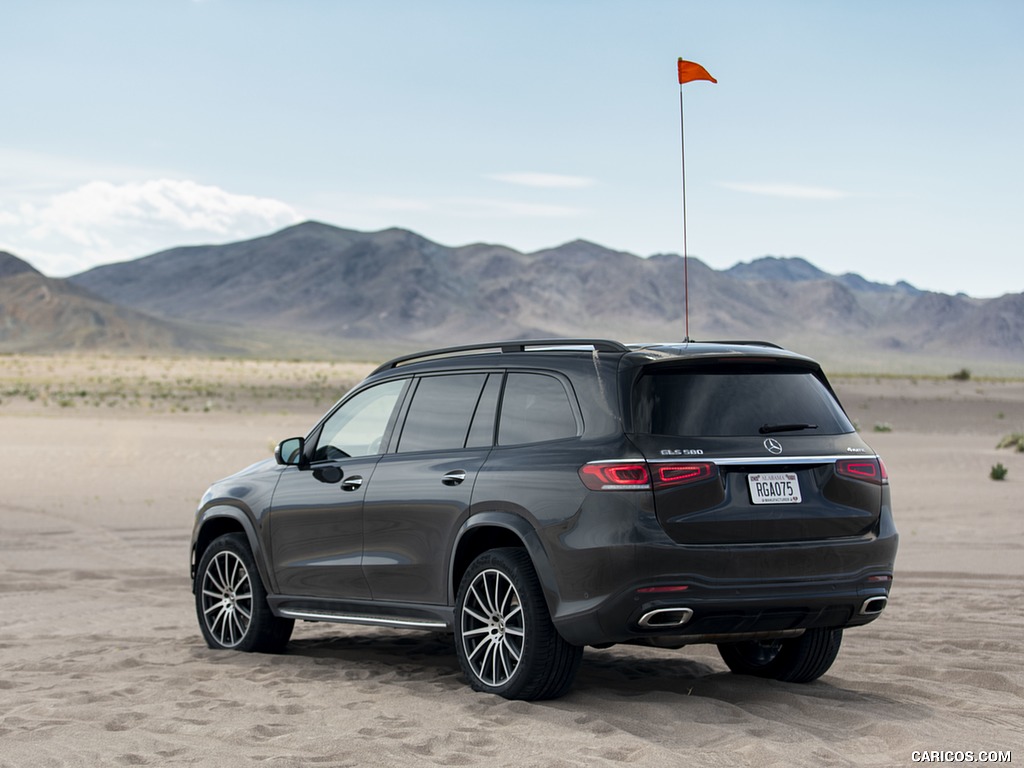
[{"x1": 628, "y1": 359, "x2": 886, "y2": 545}]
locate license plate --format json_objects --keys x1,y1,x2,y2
[{"x1": 747, "y1": 473, "x2": 802, "y2": 504}]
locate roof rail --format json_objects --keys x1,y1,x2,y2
[{"x1": 372, "y1": 338, "x2": 629, "y2": 375}]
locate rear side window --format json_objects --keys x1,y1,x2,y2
[
  {"x1": 633, "y1": 365, "x2": 854, "y2": 437},
  {"x1": 397, "y1": 373, "x2": 490, "y2": 453},
  {"x1": 498, "y1": 373, "x2": 579, "y2": 445}
]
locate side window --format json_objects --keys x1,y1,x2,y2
[
  {"x1": 313, "y1": 379, "x2": 406, "y2": 461},
  {"x1": 397, "y1": 373, "x2": 489, "y2": 453},
  {"x1": 498, "y1": 373, "x2": 579, "y2": 446}
]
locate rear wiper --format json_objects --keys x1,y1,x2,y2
[{"x1": 759, "y1": 422, "x2": 818, "y2": 434}]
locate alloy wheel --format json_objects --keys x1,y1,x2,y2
[
  {"x1": 200, "y1": 550, "x2": 253, "y2": 648},
  {"x1": 460, "y1": 568, "x2": 526, "y2": 687}
]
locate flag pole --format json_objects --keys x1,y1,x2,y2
[
  {"x1": 679, "y1": 83, "x2": 690, "y2": 342},
  {"x1": 675, "y1": 58, "x2": 716, "y2": 344}
]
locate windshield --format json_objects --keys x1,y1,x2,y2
[{"x1": 633, "y1": 364, "x2": 854, "y2": 438}]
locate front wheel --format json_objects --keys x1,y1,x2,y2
[
  {"x1": 717, "y1": 627, "x2": 842, "y2": 683},
  {"x1": 195, "y1": 533, "x2": 293, "y2": 653},
  {"x1": 455, "y1": 548, "x2": 582, "y2": 700}
]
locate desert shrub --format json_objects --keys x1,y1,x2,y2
[
  {"x1": 873, "y1": 422, "x2": 893, "y2": 433},
  {"x1": 949, "y1": 368, "x2": 971, "y2": 381},
  {"x1": 996, "y1": 433, "x2": 1024, "y2": 452},
  {"x1": 990, "y1": 463, "x2": 1008, "y2": 481}
]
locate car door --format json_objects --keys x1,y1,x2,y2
[
  {"x1": 269, "y1": 378, "x2": 408, "y2": 599},
  {"x1": 362, "y1": 371, "x2": 500, "y2": 604}
]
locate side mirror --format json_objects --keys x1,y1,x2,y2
[{"x1": 275, "y1": 437, "x2": 305, "y2": 467}]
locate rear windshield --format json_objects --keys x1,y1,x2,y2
[{"x1": 633, "y1": 364, "x2": 854, "y2": 437}]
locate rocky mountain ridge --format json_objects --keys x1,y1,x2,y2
[{"x1": 2, "y1": 223, "x2": 1021, "y2": 372}]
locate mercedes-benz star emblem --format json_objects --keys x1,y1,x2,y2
[{"x1": 764, "y1": 438, "x2": 783, "y2": 455}]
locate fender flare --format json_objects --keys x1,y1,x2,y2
[
  {"x1": 448, "y1": 511, "x2": 563, "y2": 617},
  {"x1": 192, "y1": 504, "x2": 277, "y2": 596}
]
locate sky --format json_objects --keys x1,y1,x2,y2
[{"x1": 2, "y1": 0, "x2": 1022, "y2": 298}]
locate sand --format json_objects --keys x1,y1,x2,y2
[{"x1": 1, "y1": 359, "x2": 1022, "y2": 766}]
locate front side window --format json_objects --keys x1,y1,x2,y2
[
  {"x1": 498, "y1": 373, "x2": 579, "y2": 445},
  {"x1": 633, "y1": 364, "x2": 854, "y2": 437},
  {"x1": 313, "y1": 379, "x2": 407, "y2": 461}
]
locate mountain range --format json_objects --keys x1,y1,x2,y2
[{"x1": 2, "y1": 222, "x2": 1022, "y2": 373}]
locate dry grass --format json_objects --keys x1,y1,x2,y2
[{"x1": 0, "y1": 354, "x2": 376, "y2": 414}]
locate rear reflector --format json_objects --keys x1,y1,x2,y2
[
  {"x1": 636, "y1": 585, "x2": 690, "y2": 594},
  {"x1": 836, "y1": 457, "x2": 887, "y2": 485},
  {"x1": 579, "y1": 463, "x2": 651, "y2": 490}
]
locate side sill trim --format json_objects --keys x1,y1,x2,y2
[{"x1": 276, "y1": 608, "x2": 448, "y2": 631}]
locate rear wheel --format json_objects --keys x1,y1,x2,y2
[
  {"x1": 195, "y1": 533, "x2": 293, "y2": 653},
  {"x1": 455, "y1": 548, "x2": 582, "y2": 700},
  {"x1": 717, "y1": 627, "x2": 842, "y2": 683}
]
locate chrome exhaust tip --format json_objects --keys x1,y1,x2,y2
[
  {"x1": 859, "y1": 596, "x2": 888, "y2": 615},
  {"x1": 638, "y1": 607, "x2": 694, "y2": 629}
]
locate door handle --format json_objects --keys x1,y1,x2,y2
[
  {"x1": 442, "y1": 470, "x2": 467, "y2": 486},
  {"x1": 341, "y1": 475, "x2": 363, "y2": 491}
]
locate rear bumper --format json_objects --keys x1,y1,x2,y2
[
  {"x1": 612, "y1": 574, "x2": 888, "y2": 645},
  {"x1": 546, "y1": 525, "x2": 899, "y2": 647}
]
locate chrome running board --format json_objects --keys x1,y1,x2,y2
[{"x1": 277, "y1": 608, "x2": 448, "y2": 631}]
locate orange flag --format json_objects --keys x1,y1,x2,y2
[{"x1": 677, "y1": 58, "x2": 717, "y2": 85}]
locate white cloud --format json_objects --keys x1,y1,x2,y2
[
  {"x1": 486, "y1": 172, "x2": 597, "y2": 189},
  {"x1": 718, "y1": 182, "x2": 847, "y2": 200},
  {"x1": 30, "y1": 179, "x2": 300, "y2": 240},
  {"x1": 0, "y1": 179, "x2": 302, "y2": 276}
]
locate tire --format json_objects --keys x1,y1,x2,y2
[
  {"x1": 717, "y1": 627, "x2": 842, "y2": 683},
  {"x1": 195, "y1": 533, "x2": 294, "y2": 653},
  {"x1": 455, "y1": 548, "x2": 583, "y2": 701}
]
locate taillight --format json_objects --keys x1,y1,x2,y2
[
  {"x1": 579, "y1": 461, "x2": 719, "y2": 491},
  {"x1": 579, "y1": 463, "x2": 651, "y2": 491},
  {"x1": 836, "y1": 457, "x2": 887, "y2": 485},
  {"x1": 653, "y1": 462, "x2": 718, "y2": 487}
]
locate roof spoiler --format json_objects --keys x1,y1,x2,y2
[{"x1": 628, "y1": 340, "x2": 784, "y2": 350}]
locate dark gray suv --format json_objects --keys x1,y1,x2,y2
[{"x1": 191, "y1": 339, "x2": 897, "y2": 700}]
